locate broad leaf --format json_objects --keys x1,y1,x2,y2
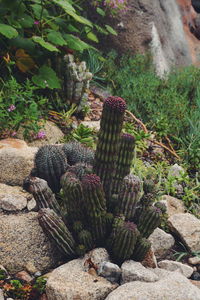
[
  {"x1": 19, "y1": 15, "x2": 34, "y2": 28},
  {"x1": 0, "y1": 23, "x2": 18, "y2": 39},
  {"x1": 32, "y1": 36, "x2": 59, "y2": 52},
  {"x1": 47, "y1": 30, "x2": 67, "y2": 46},
  {"x1": 105, "y1": 25, "x2": 118, "y2": 36},
  {"x1": 32, "y1": 65, "x2": 61, "y2": 89},
  {"x1": 63, "y1": 34, "x2": 90, "y2": 51},
  {"x1": 96, "y1": 7, "x2": 105, "y2": 17}
]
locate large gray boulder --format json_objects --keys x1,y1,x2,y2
[
  {"x1": 158, "y1": 260, "x2": 193, "y2": 278},
  {"x1": 0, "y1": 139, "x2": 37, "y2": 186},
  {"x1": 105, "y1": 272, "x2": 200, "y2": 300},
  {"x1": 0, "y1": 212, "x2": 62, "y2": 273},
  {"x1": 168, "y1": 213, "x2": 200, "y2": 252},
  {"x1": 148, "y1": 228, "x2": 175, "y2": 259},
  {"x1": 159, "y1": 195, "x2": 185, "y2": 217},
  {"x1": 46, "y1": 258, "x2": 117, "y2": 300}
]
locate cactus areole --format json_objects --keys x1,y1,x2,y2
[{"x1": 25, "y1": 96, "x2": 164, "y2": 264}]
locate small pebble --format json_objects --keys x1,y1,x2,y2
[
  {"x1": 191, "y1": 271, "x2": 200, "y2": 281},
  {"x1": 188, "y1": 256, "x2": 200, "y2": 265}
]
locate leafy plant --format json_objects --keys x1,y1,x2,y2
[
  {"x1": 71, "y1": 124, "x2": 96, "y2": 148},
  {"x1": 0, "y1": 77, "x2": 49, "y2": 139}
]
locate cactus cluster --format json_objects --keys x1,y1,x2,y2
[{"x1": 25, "y1": 96, "x2": 165, "y2": 264}]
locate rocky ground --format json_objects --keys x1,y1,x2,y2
[{"x1": 0, "y1": 118, "x2": 200, "y2": 300}]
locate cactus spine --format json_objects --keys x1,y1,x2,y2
[
  {"x1": 78, "y1": 230, "x2": 93, "y2": 250},
  {"x1": 38, "y1": 208, "x2": 76, "y2": 258},
  {"x1": 137, "y1": 206, "x2": 162, "y2": 238},
  {"x1": 132, "y1": 237, "x2": 151, "y2": 261},
  {"x1": 93, "y1": 96, "x2": 126, "y2": 197},
  {"x1": 112, "y1": 133, "x2": 135, "y2": 194},
  {"x1": 62, "y1": 141, "x2": 94, "y2": 166}
]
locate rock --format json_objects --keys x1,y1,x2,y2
[
  {"x1": 191, "y1": 271, "x2": 200, "y2": 280},
  {"x1": 27, "y1": 198, "x2": 37, "y2": 211},
  {"x1": 121, "y1": 260, "x2": 159, "y2": 284},
  {"x1": 105, "y1": 272, "x2": 200, "y2": 300},
  {"x1": 0, "y1": 290, "x2": 4, "y2": 300},
  {"x1": 81, "y1": 121, "x2": 100, "y2": 131},
  {"x1": 190, "y1": 280, "x2": 200, "y2": 290},
  {"x1": 168, "y1": 213, "x2": 200, "y2": 252},
  {"x1": 160, "y1": 195, "x2": 186, "y2": 217},
  {"x1": 150, "y1": 267, "x2": 180, "y2": 278},
  {"x1": 0, "y1": 139, "x2": 37, "y2": 186},
  {"x1": 168, "y1": 164, "x2": 185, "y2": 178},
  {"x1": 46, "y1": 258, "x2": 117, "y2": 300},
  {"x1": 158, "y1": 260, "x2": 193, "y2": 278},
  {"x1": 25, "y1": 262, "x2": 39, "y2": 275},
  {"x1": 15, "y1": 270, "x2": 33, "y2": 282},
  {"x1": 189, "y1": 257, "x2": 200, "y2": 265},
  {"x1": 148, "y1": 228, "x2": 175, "y2": 259},
  {"x1": 0, "y1": 184, "x2": 32, "y2": 211},
  {"x1": 17, "y1": 121, "x2": 64, "y2": 147},
  {"x1": 0, "y1": 212, "x2": 62, "y2": 273},
  {"x1": 84, "y1": 248, "x2": 110, "y2": 270},
  {"x1": 98, "y1": 262, "x2": 121, "y2": 283}
]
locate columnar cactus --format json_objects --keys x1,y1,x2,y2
[
  {"x1": 137, "y1": 206, "x2": 162, "y2": 238},
  {"x1": 132, "y1": 237, "x2": 151, "y2": 261},
  {"x1": 38, "y1": 208, "x2": 76, "y2": 258},
  {"x1": 78, "y1": 230, "x2": 93, "y2": 251},
  {"x1": 93, "y1": 96, "x2": 126, "y2": 197},
  {"x1": 109, "y1": 221, "x2": 139, "y2": 263},
  {"x1": 23, "y1": 176, "x2": 61, "y2": 216},
  {"x1": 116, "y1": 174, "x2": 142, "y2": 220},
  {"x1": 81, "y1": 174, "x2": 107, "y2": 243},
  {"x1": 112, "y1": 133, "x2": 135, "y2": 194},
  {"x1": 34, "y1": 145, "x2": 68, "y2": 193}
]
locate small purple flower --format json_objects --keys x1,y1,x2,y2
[
  {"x1": 36, "y1": 131, "x2": 46, "y2": 139},
  {"x1": 8, "y1": 104, "x2": 16, "y2": 112},
  {"x1": 11, "y1": 131, "x2": 17, "y2": 137},
  {"x1": 34, "y1": 20, "x2": 40, "y2": 25}
]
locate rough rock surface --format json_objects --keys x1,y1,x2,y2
[
  {"x1": 0, "y1": 184, "x2": 32, "y2": 211},
  {"x1": 0, "y1": 290, "x2": 4, "y2": 300},
  {"x1": 168, "y1": 213, "x2": 200, "y2": 252},
  {"x1": 105, "y1": 272, "x2": 200, "y2": 300},
  {"x1": 0, "y1": 212, "x2": 62, "y2": 273},
  {"x1": 84, "y1": 248, "x2": 110, "y2": 270},
  {"x1": 0, "y1": 139, "x2": 37, "y2": 186},
  {"x1": 46, "y1": 258, "x2": 117, "y2": 300},
  {"x1": 150, "y1": 267, "x2": 181, "y2": 278},
  {"x1": 121, "y1": 260, "x2": 159, "y2": 284},
  {"x1": 17, "y1": 121, "x2": 64, "y2": 147},
  {"x1": 98, "y1": 261, "x2": 121, "y2": 283},
  {"x1": 148, "y1": 228, "x2": 175, "y2": 259},
  {"x1": 188, "y1": 256, "x2": 200, "y2": 265},
  {"x1": 168, "y1": 163, "x2": 185, "y2": 177},
  {"x1": 160, "y1": 195, "x2": 185, "y2": 217},
  {"x1": 158, "y1": 260, "x2": 193, "y2": 278}
]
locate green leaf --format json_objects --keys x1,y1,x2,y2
[
  {"x1": 0, "y1": 23, "x2": 18, "y2": 39},
  {"x1": 32, "y1": 36, "x2": 59, "y2": 52},
  {"x1": 95, "y1": 24, "x2": 108, "y2": 35},
  {"x1": 105, "y1": 24, "x2": 118, "y2": 36},
  {"x1": 31, "y1": 4, "x2": 49, "y2": 19},
  {"x1": 86, "y1": 31, "x2": 99, "y2": 43},
  {"x1": 51, "y1": 0, "x2": 92, "y2": 27},
  {"x1": 67, "y1": 24, "x2": 80, "y2": 33},
  {"x1": 32, "y1": 65, "x2": 61, "y2": 89},
  {"x1": 19, "y1": 15, "x2": 34, "y2": 28},
  {"x1": 63, "y1": 34, "x2": 90, "y2": 51},
  {"x1": 47, "y1": 30, "x2": 67, "y2": 46},
  {"x1": 96, "y1": 7, "x2": 105, "y2": 17}
]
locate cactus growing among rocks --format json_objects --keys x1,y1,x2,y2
[{"x1": 27, "y1": 95, "x2": 165, "y2": 264}]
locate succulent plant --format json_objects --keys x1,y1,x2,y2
[
  {"x1": 116, "y1": 174, "x2": 142, "y2": 220},
  {"x1": 93, "y1": 96, "x2": 126, "y2": 197},
  {"x1": 112, "y1": 133, "x2": 135, "y2": 194},
  {"x1": 62, "y1": 141, "x2": 94, "y2": 166},
  {"x1": 38, "y1": 208, "x2": 76, "y2": 258},
  {"x1": 34, "y1": 145, "x2": 68, "y2": 193},
  {"x1": 28, "y1": 95, "x2": 165, "y2": 264}
]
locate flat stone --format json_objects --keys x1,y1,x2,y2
[
  {"x1": 105, "y1": 273, "x2": 200, "y2": 300},
  {"x1": 0, "y1": 139, "x2": 37, "y2": 186},
  {"x1": 27, "y1": 198, "x2": 37, "y2": 211},
  {"x1": 158, "y1": 260, "x2": 193, "y2": 278},
  {"x1": 148, "y1": 228, "x2": 175, "y2": 259},
  {"x1": 15, "y1": 271, "x2": 33, "y2": 283},
  {"x1": 0, "y1": 289, "x2": 4, "y2": 300},
  {"x1": 188, "y1": 257, "x2": 200, "y2": 265},
  {"x1": 160, "y1": 195, "x2": 185, "y2": 217},
  {"x1": 0, "y1": 212, "x2": 62, "y2": 273},
  {"x1": 121, "y1": 260, "x2": 159, "y2": 284},
  {"x1": 46, "y1": 258, "x2": 117, "y2": 300},
  {"x1": 168, "y1": 213, "x2": 200, "y2": 252},
  {"x1": 150, "y1": 267, "x2": 181, "y2": 278},
  {"x1": 98, "y1": 261, "x2": 121, "y2": 283},
  {"x1": 190, "y1": 280, "x2": 200, "y2": 290}
]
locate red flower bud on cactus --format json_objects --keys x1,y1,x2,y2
[{"x1": 104, "y1": 96, "x2": 126, "y2": 113}]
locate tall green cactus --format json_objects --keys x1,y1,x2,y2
[
  {"x1": 132, "y1": 237, "x2": 151, "y2": 261},
  {"x1": 93, "y1": 96, "x2": 126, "y2": 197},
  {"x1": 81, "y1": 174, "x2": 107, "y2": 243},
  {"x1": 112, "y1": 133, "x2": 135, "y2": 194},
  {"x1": 34, "y1": 145, "x2": 68, "y2": 193},
  {"x1": 137, "y1": 206, "x2": 162, "y2": 238},
  {"x1": 38, "y1": 208, "x2": 76, "y2": 258}
]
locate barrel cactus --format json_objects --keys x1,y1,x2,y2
[{"x1": 25, "y1": 96, "x2": 165, "y2": 264}]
